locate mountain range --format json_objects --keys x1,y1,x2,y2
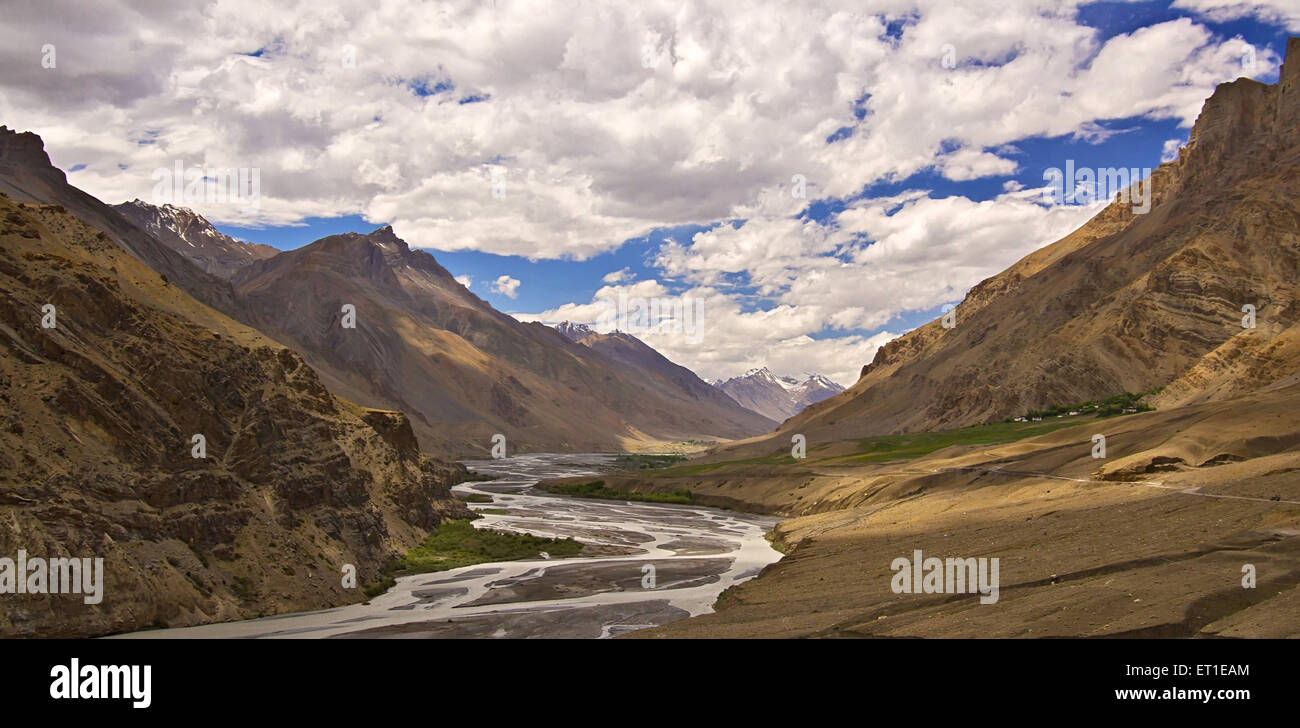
[
  {"x1": 710, "y1": 367, "x2": 844, "y2": 422},
  {"x1": 5, "y1": 35, "x2": 1296, "y2": 640},
  {"x1": 575, "y1": 38, "x2": 1300, "y2": 638},
  {"x1": 0, "y1": 124, "x2": 774, "y2": 636},
  {"x1": 0, "y1": 133, "x2": 774, "y2": 457}
]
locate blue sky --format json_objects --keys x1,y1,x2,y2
[
  {"x1": 14, "y1": 0, "x2": 1294, "y2": 384},
  {"x1": 214, "y1": 1, "x2": 1291, "y2": 371}
]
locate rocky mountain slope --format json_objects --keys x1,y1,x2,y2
[
  {"x1": 0, "y1": 127, "x2": 243, "y2": 319},
  {"x1": 226, "y1": 229, "x2": 774, "y2": 455},
  {"x1": 0, "y1": 193, "x2": 470, "y2": 637},
  {"x1": 711, "y1": 367, "x2": 843, "y2": 422},
  {"x1": 113, "y1": 199, "x2": 278, "y2": 279},
  {"x1": 712, "y1": 37, "x2": 1300, "y2": 459}
]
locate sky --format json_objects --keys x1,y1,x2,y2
[{"x1": 1, "y1": 0, "x2": 1294, "y2": 386}]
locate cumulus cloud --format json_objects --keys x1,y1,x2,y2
[
  {"x1": 454, "y1": 274, "x2": 472, "y2": 288},
  {"x1": 1161, "y1": 138, "x2": 1185, "y2": 163},
  {"x1": 0, "y1": 1, "x2": 1268, "y2": 255},
  {"x1": 489, "y1": 274, "x2": 521, "y2": 299},
  {"x1": 518, "y1": 280, "x2": 896, "y2": 386},
  {"x1": 522, "y1": 184, "x2": 1104, "y2": 384},
  {"x1": 0, "y1": 1, "x2": 1274, "y2": 383}
]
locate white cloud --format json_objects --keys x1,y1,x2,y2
[
  {"x1": 489, "y1": 274, "x2": 521, "y2": 299},
  {"x1": 1172, "y1": 0, "x2": 1300, "y2": 32},
  {"x1": 939, "y1": 148, "x2": 1018, "y2": 182},
  {"x1": 454, "y1": 274, "x2": 472, "y2": 288},
  {"x1": 0, "y1": 1, "x2": 1271, "y2": 258},
  {"x1": 521, "y1": 183, "x2": 1102, "y2": 385},
  {"x1": 0, "y1": 1, "x2": 1277, "y2": 383},
  {"x1": 602, "y1": 267, "x2": 634, "y2": 284},
  {"x1": 1161, "y1": 138, "x2": 1184, "y2": 163}
]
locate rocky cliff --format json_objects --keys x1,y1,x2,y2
[{"x1": 0, "y1": 194, "x2": 470, "y2": 637}]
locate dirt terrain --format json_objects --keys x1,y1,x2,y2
[{"x1": 616, "y1": 380, "x2": 1300, "y2": 637}]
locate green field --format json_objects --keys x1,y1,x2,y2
[{"x1": 843, "y1": 419, "x2": 1085, "y2": 463}]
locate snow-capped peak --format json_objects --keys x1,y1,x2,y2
[
  {"x1": 711, "y1": 366, "x2": 845, "y2": 421},
  {"x1": 555, "y1": 321, "x2": 596, "y2": 341}
]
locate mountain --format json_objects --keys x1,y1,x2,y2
[
  {"x1": 113, "y1": 199, "x2": 278, "y2": 279},
  {"x1": 593, "y1": 40, "x2": 1300, "y2": 638},
  {"x1": 0, "y1": 130, "x2": 772, "y2": 457},
  {"x1": 554, "y1": 321, "x2": 777, "y2": 428},
  {"x1": 226, "y1": 229, "x2": 775, "y2": 455},
  {"x1": 0, "y1": 127, "x2": 242, "y2": 318},
  {"x1": 712, "y1": 367, "x2": 844, "y2": 422},
  {"x1": 0, "y1": 192, "x2": 470, "y2": 637},
  {"x1": 715, "y1": 37, "x2": 1300, "y2": 458}
]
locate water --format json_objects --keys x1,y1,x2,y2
[{"x1": 117, "y1": 453, "x2": 782, "y2": 639}]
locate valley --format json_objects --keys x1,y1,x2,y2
[
  {"x1": 113, "y1": 454, "x2": 781, "y2": 639},
  {"x1": 0, "y1": 24, "x2": 1295, "y2": 644}
]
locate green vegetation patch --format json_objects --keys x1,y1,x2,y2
[
  {"x1": 456, "y1": 470, "x2": 497, "y2": 483},
  {"x1": 540, "y1": 479, "x2": 695, "y2": 504},
  {"x1": 614, "y1": 453, "x2": 688, "y2": 470},
  {"x1": 1022, "y1": 389, "x2": 1159, "y2": 420},
  {"x1": 846, "y1": 419, "x2": 1085, "y2": 463},
  {"x1": 455, "y1": 492, "x2": 494, "y2": 503},
  {"x1": 362, "y1": 519, "x2": 582, "y2": 597}
]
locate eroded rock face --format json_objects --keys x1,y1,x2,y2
[{"x1": 0, "y1": 195, "x2": 470, "y2": 637}]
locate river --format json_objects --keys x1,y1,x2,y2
[{"x1": 117, "y1": 453, "x2": 782, "y2": 639}]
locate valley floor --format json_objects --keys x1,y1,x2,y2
[{"x1": 604, "y1": 382, "x2": 1300, "y2": 638}]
